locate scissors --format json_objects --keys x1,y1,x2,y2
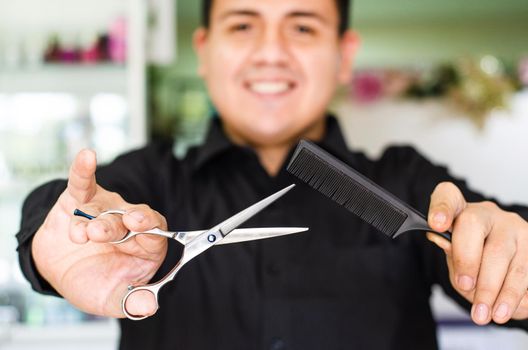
[{"x1": 73, "y1": 184, "x2": 307, "y2": 320}]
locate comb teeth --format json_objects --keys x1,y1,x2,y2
[{"x1": 287, "y1": 143, "x2": 408, "y2": 237}]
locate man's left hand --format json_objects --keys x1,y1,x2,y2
[{"x1": 427, "y1": 181, "x2": 528, "y2": 325}]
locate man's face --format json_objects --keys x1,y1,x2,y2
[{"x1": 194, "y1": 0, "x2": 358, "y2": 146}]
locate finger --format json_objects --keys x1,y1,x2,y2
[
  {"x1": 450, "y1": 204, "x2": 491, "y2": 294},
  {"x1": 124, "y1": 289, "x2": 158, "y2": 319},
  {"x1": 444, "y1": 246, "x2": 476, "y2": 302},
  {"x1": 426, "y1": 231, "x2": 451, "y2": 253},
  {"x1": 512, "y1": 292, "x2": 528, "y2": 320},
  {"x1": 122, "y1": 205, "x2": 168, "y2": 252},
  {"x1": 428, "y1": 182, "x2": 467, "y2": 233},
  {"x1": 67, "y1": 149, "x2": 98, "y2": 204},
  {"x1": 122, "y1": 204, "x2": 167, "y2": 232},
  {"x1": 69, "y1": 217, "x2": 89, "y2": 244},
  {"x1": 69, "y1": 203, "x2": 106, "y2": 244},
  {"x1": 492, "y1": 248, "x2": 528, "y2": 323},
  {"x1": 86, "y1": 211, "x2": 128, "y2": 243},
  {"x1": 471, "y1": 231, "x2": 516, "y2": 325}
]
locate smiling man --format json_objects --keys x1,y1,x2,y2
[
  {"x1": 195, "y1": 0, "x2": 357, "y2": 174},
  {"x1": 16, "y1": 0, "x2": 528, "y2": 349}
]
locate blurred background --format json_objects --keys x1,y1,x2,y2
[{"x1": 0, "y1": 0, "x2": 527, "y2": 349}]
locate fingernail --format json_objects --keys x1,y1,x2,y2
[
  {"x1": 474, "y1": 303, "x2": 489, "y2": 323},
  {"x1": 128, "y1": 211, "x2": 144, "y2": 223},
  {"x1": 457, "y1": 275, "x2": 474, "y2": 291},
  {"x1": 494, "y1": 303, "x2": 509, "y2": 319},
  {"x1": 433, "y1": 212, "x2": 447, "y2": 226}
]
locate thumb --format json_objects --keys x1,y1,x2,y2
[
  {"x1": 123, "y1": 289, "x2": 158, "y2": 319},
  {"x1": 67, "y1": 149, "x2": 98, "y2": 204},
  {"x1": 428, "y1": 181, "x2": 466, "y2": 233}
]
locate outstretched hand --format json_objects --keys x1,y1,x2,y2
[{"x1": 32, "y1": 149, "x2": 168, "y2": 318}]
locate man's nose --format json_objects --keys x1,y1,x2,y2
[{"x1": 251, "y1": 28, "x2": 289, "y2": 66}]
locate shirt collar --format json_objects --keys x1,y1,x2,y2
[
  {"x1": 192, "y1": 114, "x2": 357, "y2": 171},
  {"x1": 315, "y1": 115, "x2": 357, "y2": 167},
  {"x1": 192, "y1": 116, "x2": 235, "y2": 171}
]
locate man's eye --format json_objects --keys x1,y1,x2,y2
[
  {"x1": 231, "y1": 23, "x2": 251, "y2": 32},
  {"x1": 295, "y1": 25, "x2": 314, "y2": 34}
]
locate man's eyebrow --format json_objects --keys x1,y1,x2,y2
[
  {"x1": 217, "y1": 10, "x2": 329, "y2": 24},
  {"x1": 287, "y1": 11, "x2": 329, "y2": 24},
  {"x1": 218, "y1": 9, "x2": 259, "y2": 20}
]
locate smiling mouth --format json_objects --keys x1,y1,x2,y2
[{"x1": 246, "y1": 81, "x2": 295, "y2": 95}]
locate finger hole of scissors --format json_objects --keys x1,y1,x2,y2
[
  {"x1": 123, "y1": 287, "x2": 159, "y2": 321},
  {"x1": 110, "y1": 231, "x2": 138, "y2": 244},
  {"x1": 99, "y1": 209, "x2": 126, "y2": 217}
]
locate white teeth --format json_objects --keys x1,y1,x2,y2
[{"x1": 249, "y1": 81, "x2": 290, "y2": 94}]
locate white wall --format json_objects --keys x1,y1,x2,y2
[{"x1": 335, "y1": 90, "x2": 528, "y2": 205}]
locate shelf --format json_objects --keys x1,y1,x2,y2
[
  {"x1": 0, "y1": 64, "x2": 127, "y2": 94},
  {"x1": 0, "y1": 320, "x2": 118, "y2": 350}
]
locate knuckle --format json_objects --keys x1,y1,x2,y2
[
  {"x1": 456, "y1": 208, "x2": 477, "y2": 225},
  {"x1": 485, "y1": 241, "x2": 509, "y2": 256},
  {"x1": 511, "y1": 264, "x2": 528, "y2": 280},
  {"x1": 126, "y1": 203, "x2": 151, "y2": 215},
  {"x1": 475, "y1": 285, "x2": 496, "y2": 300},
  {"x1": 434, "y1": 181, "x2": 455, "y2": 193},
  {"x1": 135, "y1": 203, "x2": 152, "y2": 212},
  {"x1": 479, "y1": 200, "x2": 499, "y2": 211},
  {"x1": 153, "y1": 209, "x2": 163, "y2": 219},
  {"x1": 518, "y1": 293, "x2": 528, "y2": 309},
  {"x1": 107, "y1": 191, "x2": 122, "y2": 203},
  {"x1": 456, "y1": 209, "x2": 480, "y2": 227},
  {"x1": 153, "y1": 209, "x2": 163, "y2": 220},
  {"x1": 504, "y1": 211, "x2": 522, "y2": 222},
  {"x1": 500, "y1": 286, "x2": 523, "y2": 303},
  {"x1": 452, "y1": 255, "x2": 476, "y2": 273}
]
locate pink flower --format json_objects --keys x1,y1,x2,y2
[
  {"x1": 351, "y1": 71, "x2": 384, "y2": 103},
  {"x1": 519, "y1": 57, "x2": 528, "y2": 86}
]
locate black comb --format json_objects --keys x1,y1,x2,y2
[{"x1": 287, "y1": 140, "x2": 451, "y2": 241}]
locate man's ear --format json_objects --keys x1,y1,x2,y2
[
  {"x1": 337, "y1": 30, "x2": 361, "y2": 84},
  {"x1": 193, "y1": 27, "x2": 209, "y2": 77}
]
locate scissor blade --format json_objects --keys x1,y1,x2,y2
[
  {"x1": 178, "y1": 184, "x2": 297, "y2": 265},
  {"x1": 181, "y1": 227, "x2": 308, "y2": 245},
  {"x1": 217, "y1": 184, "x2": 296, "y2": 237},
  {"x1": 219, "y1": 227, "x2": 308, "y2": 244}
]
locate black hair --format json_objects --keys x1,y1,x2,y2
[{"x1": 201, "y1": 0, "x2": 351, "y2": 35}]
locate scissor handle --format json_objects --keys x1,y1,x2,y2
[
  {"x1": 98, "y1": 209, "x2": 127, "y2": 217},
  {"x1": 121, "y1": 256, "x2": 188, "y2": 320},
  {"x1": 122, "y1": 284, "x2": 161, "y2": 321}
]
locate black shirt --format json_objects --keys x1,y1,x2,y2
[{"x1": 17, "y1": 116, "x2": 528, "y2": 350}]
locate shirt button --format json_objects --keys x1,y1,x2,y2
[{"x1": 270, "y1": 337, "x2": 286, "y2": 350}]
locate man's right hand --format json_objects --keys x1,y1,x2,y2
[{"x1": 32, "y1": 149, "x2": 168, "y2": 318}]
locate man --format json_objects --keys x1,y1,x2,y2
[{"x1": 17, "y1": 0, "x2": 528, "y2": 349}]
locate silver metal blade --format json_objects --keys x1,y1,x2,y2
[
  {"x1": 180, "y1": 227, "x2": 308, "y2": 245},
  {"x1": 179, "y1": 184, "x2": 296, "y2": 265},
  {"x1": 217, "y1": 184, "x2": 296, "y2": 237}
]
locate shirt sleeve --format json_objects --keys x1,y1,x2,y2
[
  {"x1": 378, "y1": 145, "x2": 528, "y2": 331},
  {"x1": 15, "y1": 141, "x2": 173, "y2": 296},
  {"x1": 16, "y1": 180, "x2": 67, "y2": 296}
]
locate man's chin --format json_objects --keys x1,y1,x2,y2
[{"x1": 234, "y1": 125, "x2": 296, "y2": 147}]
